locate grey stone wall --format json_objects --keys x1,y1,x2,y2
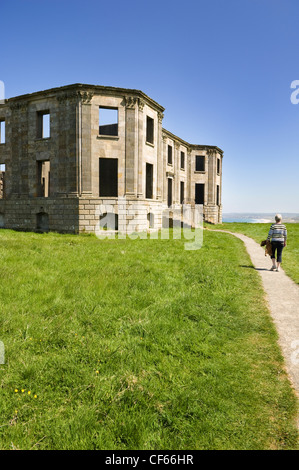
[
  {"x1": 0, "y1": 83, "x2": 223, "y2": 233},
  {"x1": 0, "y1": 197, "x2": 79, "y2": 232}
]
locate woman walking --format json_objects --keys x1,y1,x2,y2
[{"x1": 267, "y1": 214, "x2": 287, "y2": 272}]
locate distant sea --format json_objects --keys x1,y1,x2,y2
[{"x1": 222, "y1": 213, "x2": 299, "y2": 223}]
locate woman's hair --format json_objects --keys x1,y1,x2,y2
[{"x1": 275, "y1": 214, "x2": 282, "y2": 222}]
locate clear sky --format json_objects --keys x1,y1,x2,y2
[{"x1": 1, "y1": 0, "x2": 299, "y2": 213}]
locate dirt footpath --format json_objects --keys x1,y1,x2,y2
[{"x1": 215, "y1": 230, "x2": 299, "y2": 399}]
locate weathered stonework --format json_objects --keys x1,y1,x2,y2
[{"x1": 0, "y1": 83, "x2": 223, "y2": 233}]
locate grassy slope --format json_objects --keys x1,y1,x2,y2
[
  {"x1": 206, "y1": 223, "x2": 299, "y2": 284},
  {"x1": 0, "y1": 229, "x2": 298, "y2": 450}
]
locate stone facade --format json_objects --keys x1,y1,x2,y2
[{"x1": 0, "y1": 84, "x2": 223, "y2": 233}]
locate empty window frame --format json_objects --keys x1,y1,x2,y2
[
  {"x1": 37, "y1": 160, "x2": 50, "y2": 197},
  {"x1": 145, "y1": 163, "x2": 153, "y2": 199},
  {"x1": 99, "y1": 107, "x2": 118, "y2": 136},
  {"x1": 217, "y1": 185, "x2": 220, "y2": 206},
  {"x1": 37, "y1": 111, "x2": 50, "y2": 139},
  {"x1": 99, "y1": 158, "x2": 118, "y2": 197},
  {"x1": 0, "y1": 163, "x2": 5, "y2": 199},
  {"x1": 195, "y1": 183, "x2": 205, "y2": 205},
  {"x1": 180, "y1": 151, "x2": 185, "y2": 169},
  {"x1": 167, "y1": 178, "x2": 173, "y2": 207},
  {"x1": 147, "y1": 212, "x2": 154, "y2": 229},
  {"x1": 167, "y1": 145, "x2": 173, "y2": 165},
  {"x1": 180, "y1": 181, "x2": 184, "y2": 204},
  {"x1": 146, "y1": 116, "x2": 154, "y2": 144},
  {"x1": 217, "y1": 158, "x2": 220, "y2": 175},
  {"x1": 36, "y1": 212, "x2": 49, "y2": 232},
  {"x1": 195, "y1": 155, "x2": 205, "y2": 172},
  {"x1": 0, "y1": 120, "x2": 5, "y2": 144},
  {"x1": 0, "y1": 212, "x2": 4, "y2": 228},
  {"x1": 99, "y1": 212, "x2": 118, "y2": 230}
]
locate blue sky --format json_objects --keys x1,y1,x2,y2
[{"x1": 1, "y1": 0, "x2": 299, "y2": 213}]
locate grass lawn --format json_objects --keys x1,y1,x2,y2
[
  {"x1": 0, "y1": 228, "x2": 298, "y2": 450},
  {"x1": 205, "y1": 223, "x2": 299, "y2": 284}
]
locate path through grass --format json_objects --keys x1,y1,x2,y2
[
  {"x1": 0, "y1": 229, "x2": 298, "y2": 449},
  {"x1": 206, "y1": 223, "x2": 299, "y2": 284}
]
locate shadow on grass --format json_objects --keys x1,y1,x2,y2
[{"x1": 239, "y1": 265, "x2": 271, "y2": 272}]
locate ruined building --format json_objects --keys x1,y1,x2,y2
[{"x1": 0, "y1": 84, "x2": 223, "y2": 233}]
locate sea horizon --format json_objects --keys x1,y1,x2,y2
[{"x1": 222, "y1": 212, "x2": 299, "y2": 223}]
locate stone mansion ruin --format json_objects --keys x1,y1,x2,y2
[{"x1": 0, "y1": 83, "x2": 223, "y2": 233}]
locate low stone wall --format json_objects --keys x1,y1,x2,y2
[
  {"x1": 0, "y1": 196, "x2": 207, "y2": 234},
  {"x1": 78, "y1": 197, "x2": 164, "y2": 234},
  {"x1": 0, "y1": 197, "x2": 79, "y2": 233},
  {"x1": 204, "y1": 204, "x2": 222, "y2": 224}
]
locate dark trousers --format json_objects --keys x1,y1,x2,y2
[{"x1": 271, "y1": 241, "x2": 284, "y2": 263}]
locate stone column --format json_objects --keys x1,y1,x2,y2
[
  {"x1": 187, "y1": 149, "x2": 192, "y2": 203},
  {"x1": 79, "y1": 91, "x2": 94, "y2": 196},
  {"x1": 10, "y1": 101, "x2": 29, "y2": 197},
  {"x1": 124, "y1": 96, "x2": 138, "y2": 196},
  {"x1": 162, "y1": 134, "x2": 168, "y2": 202},
  {"x1": 137, "y1": 99, "x2": 144, "y2": 197},
  {"x1": 156, "y1": 112, "x2": 164, "y2": 200},
  {"x1": 56, "y1": 93, "x2": 68, "y2": 196},
  {"x1": 174, "y1": 142, "x2": 180, "y2": 204},
  {"x1": 207, "y1": 148, "x2": 217, "y2": 205},
  {"x1": 218, "y1": 153, "x2": 223, "y2": 222},
  {"x1": 57, "y1": 91, "x2": 78, "y2": 196},
  {"x1": 206, "y1": 148, "x2": 217, "y2": 223}
]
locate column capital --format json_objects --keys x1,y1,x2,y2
[
  {"x1": 56, "y1": 90, "x2": 94, "y2": 104},
  {"x1": 78, "y1": 91, "x2": 94, "y2": 104},
  {"x1": 124, "y1": 96, "x2": 138, "y2": 109},
  {"x1": 207, "y1": 148, "x2": 217, "y2": 158},
  {"x1": 9, "y1": 100, "x2": 28, "y2": 111},
  {"x1": 138, "y1": 99, "x2": 145, "y2": 111},
  {"x1": 158, "y1": 112, "x2": 164, "y2": 124}
]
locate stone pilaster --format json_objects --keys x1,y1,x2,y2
[
  {"x1": 218, "y1": 153, "x2": 223, "y2": 223},
  {"x1": 124, "y1": 96, "x2": 138, "y2": 196},
  {"x1": 57, "y1": 91, "x2": 78, "y2": 196},
  {"x1": 79, "y1": 91, "x2": 94, "y2": 196},
  {"x1": 205, "y1": 148, "x2": 219, "y2": 223},
  {"x1": 187, "y1": 149, "x2": 192, "y2": 203},
  {"x1": 156, "y1": 112, "x2": 164, "y2": 199},
  {"x1": 10, "y1": 101, "x2": 29, "y2": 196},
  {"x1": 174, "y1": 142, "x2": 180, "y2": 204},
  {"x1": 162, "y1": 134, "x2": 168, "y2": 202},
  {"x1": 137, "y1": 99, "x2": 144, "y2": 197},
  {"x1": 207, "y1": 148, "x2": 216, "y2": 206}
]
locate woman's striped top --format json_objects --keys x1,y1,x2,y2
[{"x1": 267, "y1": 223, "x2": 287, "y2": 242}]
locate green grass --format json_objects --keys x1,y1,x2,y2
[
  {"x1": 0, "y1": 228, "x2": 298, "y2": 450},
  {"x1": 205, "y1": 223, "x2": 299, "y2": 284}
]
